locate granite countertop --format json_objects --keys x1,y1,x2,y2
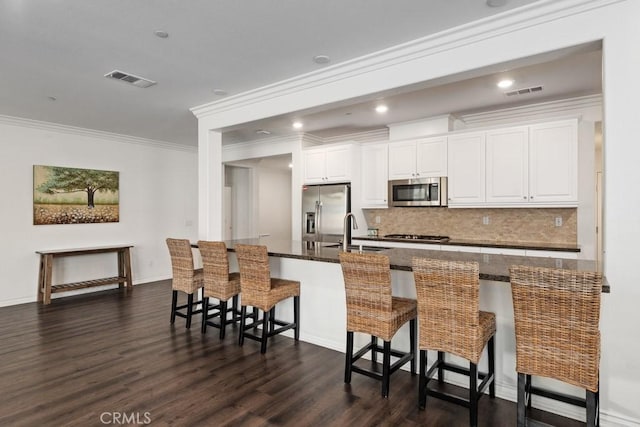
[
  {"x1": 218, "y1": 237, "x2": 608, "y2": 292},
  {"x1": 352, "y1": 236, "x2": 580, "y2": 252}
]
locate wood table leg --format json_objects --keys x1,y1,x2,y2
[
  {"x1": 120, "y1": 247, "x2": 133, "y2": 290},
  {"x1": 37, "y1": 255, "x2": 44, "y2": 303},
  {"x1": 42, "y1": 254, "x2": 53, "y2": 305}
]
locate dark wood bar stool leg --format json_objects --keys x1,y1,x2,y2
[
  {"x1": 418, "y1": 350, "x2": 427, "y2": 409},
  {"x1": 517, "y1": 373, "x2": 527, "y2": 427},
  {"x1": 200, "y1": 297, "x2": 209, "y2": 333},
  {"x1": 294, "y1": 295, "x2": 300, "y2": 341},
  {"x1": 261, "y1": 309, "x2": 270, "y2": 354},
  {"x1": 410, "y1": 319, "x2": 416, "y2": 375},
  {"x1": 345, "y1": 331, "x2": 354, "y2": 383},
  {"x1": 269, "y1": 307, "x2": 276, "y2": 334},
  {"x1": 587, "y1": 387, "x2": 599, "y2": 427},
  {"x1": 371, "y1": 336, "x2": 378, "y2": 364},
  {"x1": 469, "y1": 362, "x2": 478, "y2": 427},
  {"x1": 239, "y1": 306, "x2": 247, "y2": 346},
  {"x1": 232, "y1": 295, "x2": 239, "y2": 325},
  {"x1": 437, "y1": 351, "x2": 445, "y2": 383},
  {"x1": 219, "y1": 300, "x2": 228, "y2": 339},
  {"x1": 170, "y1": 290, "x2": 178, "y2": 324},
  {"x1": 186, "y1": 293, "x2": 194, "y2": 329},
  {"x1": 382, "y1": 340, "x2": 391, "y2": 398}
]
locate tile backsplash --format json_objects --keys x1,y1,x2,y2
[{"x1": 362, "y1": 207, "x2": 577, "y2": 244}]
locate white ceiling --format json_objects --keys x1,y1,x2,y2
[{"x1": 0, "y1": 0, "x2": 601, "y2": 147}]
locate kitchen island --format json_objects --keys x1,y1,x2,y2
[
  {"x1": 221, "y1": 237, "x2": 604, "y2": 288},
  {"x1": 215, "y1": 237, "x2": 606, "y2": 422}
]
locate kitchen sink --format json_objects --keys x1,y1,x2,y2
[{"x1": 325, "y1": 243, "x2": 390, "y2": 252}]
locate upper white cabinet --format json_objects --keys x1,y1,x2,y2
[
  {"x1": 361, "y1": 142, "x2": 389, "y2": 207},
  {"x1": 303, "y1": 144, "x2": 353, "y2": 184},
  {"x1": 448, "y1": 119, "x2": 578, "y2": 207},
  {"x1": 528, "y1": 120, "x2": 578, "y2": 203},
  {"x1": 485, "y1": 126, "x2": 529, "y2": 203},
  {"x1": 388, "y1": 136, "x2": 447, "y2": 180},
  {"x1": 447, "y1": 132, "x2": 486, "y2": 205}
]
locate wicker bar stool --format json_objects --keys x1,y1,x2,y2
[
  {"x1": 339, "y1": 251, "x2": 417, "y2": 398},
  {"x1": 412, "y1": 257, "x2": 496, "y2": 427},
  {"x1": 509, "y1": 265, "x2": 602, "y2": 427},
  {"x1": 235, "y1": 244, "x2": 300, "y2": 354},
  {"x1": 197, "y1": 241, "x2": 241, "y2": 339},
  {"x1": 166, "y1": 238, "x2": 203, "y2": 329}
]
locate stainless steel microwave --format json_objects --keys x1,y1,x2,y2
[{"x1": 388, "y1": 177, "x2": 447, "y2": 207}]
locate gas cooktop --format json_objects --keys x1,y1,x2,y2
[{"x1": 384, "y1": 234, "x2": 450, "y2": 242}]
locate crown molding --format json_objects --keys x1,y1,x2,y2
[
  {"x1": 222, "y1": 133, "x2": 302, "y2": 162},
  {"x1": 458, "y1": 94, "x2": 602, "y2": 127},
  {"x1": 0, "y1": 114, "x2": 195, "y2": 152},
  {"x1": 321, "y1": 128, "x2": 389, "y2": 145},
  {"x1": 191, "y1": 0, "x2": 621, "y2": 123}
]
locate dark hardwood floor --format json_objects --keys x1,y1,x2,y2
[{"x1": 0, "y1": 281, "x2": 584, "y2": 427}]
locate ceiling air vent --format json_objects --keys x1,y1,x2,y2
[
  {"x1": 104, "y1": 70, "x2": 156, "y2": 88},
  {"x1": 504, "y1": 85, "x2": 543, "y2": 97}
]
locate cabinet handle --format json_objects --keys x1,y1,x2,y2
[
  {"x1": 530, "y1": 196, "x2": 534, "y2": 199},
  {"x1": 523, "y1": 196, "x2": 527, "y2": 199}
]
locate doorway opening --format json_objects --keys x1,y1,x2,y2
[{"x1": 224, "y1": 154, "x2": 292, "y2": 240}]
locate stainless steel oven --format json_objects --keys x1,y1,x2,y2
[{"x1": 388, "y1": 177, "x2": 447, "y2": 207}]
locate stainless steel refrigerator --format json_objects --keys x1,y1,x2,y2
[{"x1": 302, "y1": 183, "x2": 350, "y2": 243}]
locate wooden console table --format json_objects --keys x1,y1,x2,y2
[{"x1": 36, "y1": 244, "x2": 133, "y2": 304}]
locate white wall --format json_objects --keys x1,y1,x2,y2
[
  {"x1": 258, "y1": 167, "x2": 292, "y2": 240},
  {"x1": 194, "y1": 1, "x2": 640, "y2": 424},
  {"x1": 0, "y1": 117, "x2": 198, "y2": 306}
]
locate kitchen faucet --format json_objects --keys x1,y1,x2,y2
[{"x1": 342, "y1": 212, "x2": 358, "y2": 252}]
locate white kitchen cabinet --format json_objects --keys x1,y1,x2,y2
[
  {"x1": 360, "y1": 142, "x2": 389, "y2": 207},
  {"x1": 528, "y1": 120, "x2": 578, "y2": 203},
  {"x1": 388, "y1": 136, "x2": 447, "y2": 180},
  {"x1": 448, "y1": 119, "x2": 578, "y2": 207},
  {"x1": 303, "y1": 144, "x2": 353, "y2": 184},
  {"x1": 447, "y1": 131, "x2": 486, "y2": 205},
  {"x1": 486, "y1": 126, "x2": 529, "y2": 203}
]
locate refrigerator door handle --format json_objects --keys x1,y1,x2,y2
[{"x1": 315, "y1": 200, "x2": 321, "y2": 241}]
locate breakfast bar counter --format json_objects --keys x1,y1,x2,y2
[
  {"x1": 208, "y1": 237, "x2": 607, "y2": 422},
  {"x1": 221, "y1": 237, "x2": 607, "y2": 291}
]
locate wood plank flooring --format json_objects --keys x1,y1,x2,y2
[{"x1": 0, "y1": 281, "x2": 585, "y2": 427}]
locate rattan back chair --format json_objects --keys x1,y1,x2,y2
[
  {"x1": 510, "y1": 265, "x2": 602, "y2": 427},
  {"x1": 339, "y1": 251, "x2": 416, "y2": 398},
  {"x1": 197, "y1": 240, "x2": 241, "y2": 339},
  {"x1": 166, "y1": 238, "x2": 203, "y2": 329},
  {"x1": 235, "y1": 244, "x2": 300, "y2": 354},
  {"x1": 412, "y1": 257, "x2": 496, "y2": 427}
]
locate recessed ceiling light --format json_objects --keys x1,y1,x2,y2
[
  {"x1": 154, "y1": 30, "x2": 169, "y2": 38},
  {"x1": 212, "y1": 89, "x2": 228, "y2": 96},
  {"x1": 497, "y1": 79, "x2": 514, "y2": 89},
  {"x1": 292, "y1": 121, "x2": 303, "y2": 129},
  {"x1": 313, "y1": 55, "x2": 331, "y2": 65},
  {"x1": 288, "y1": 163, "x2": 293, "y2": 168},
  {"x1": 375, "y1": 105, "x2": 388, "y2": 113}
]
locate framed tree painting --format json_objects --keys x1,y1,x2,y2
[{"x1": 33, "y1": 165, "x2": 119, "y2": 225}]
